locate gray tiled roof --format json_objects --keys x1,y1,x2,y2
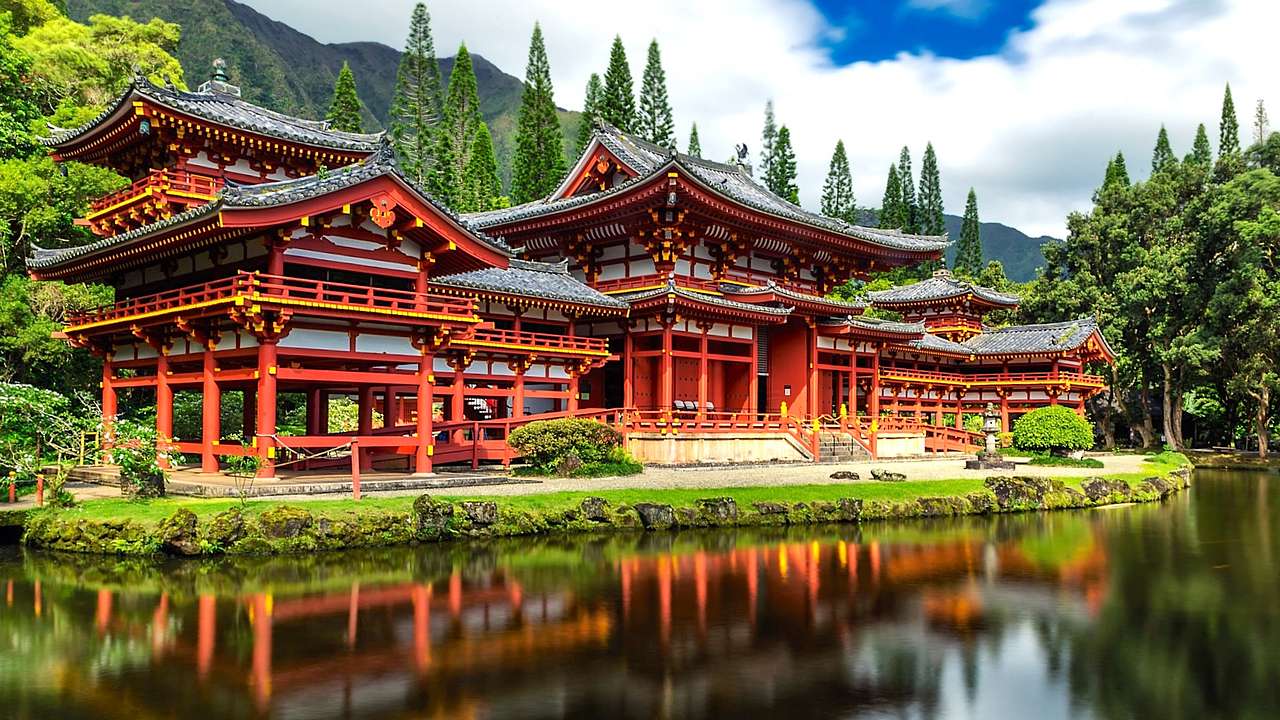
[
  {"x1": 909, "y1": 333, "x2": 975, "y2": 355},
  {"x1": 964, "y1": 318, "x2": 1108, "y2": 356},
  {"x1": 43, "y1": 76, "x2": 382, "y2": 152},
  {"x1": 617, "y1": 280, "x2": 793, "y2": 317},
  {"x1": 28, "y1": 143, "x2": 510, "y2": 271},
  {"x1": 818, "y1": 316, "x2": 925, "y2": 337},
  {"x1": 721, "y1": 281, "x2": 869, "y2": 310},
  {"x1": 432, "y1": 259, "x2": 629, "y2": 310},
  {"x1": 868, "y1": 269, "x2": 1020, "y2": 307},
  {"x1": 468, "y1": 123, "x2": 950, "y2": 254}
]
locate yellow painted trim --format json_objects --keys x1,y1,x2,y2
[
  {"x1": 83, "y1": 188, "x2": 157, "y2": 221},
  {"x1": 64, "y1": 296, "x2": 240, "y2": 332},
  {"x1": 252, "y1": 293, "x2": 481, "y2": 323},
  {"x1": 452, "y1": 339, "x2": 610, "y2": 357}
]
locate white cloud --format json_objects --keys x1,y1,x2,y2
[
  {"x1": 904, "y1": 0, "x2": 993, "y2": 21},
  {"x1": 238, "y1": 0, "x2": 1278, "y2": 238}
]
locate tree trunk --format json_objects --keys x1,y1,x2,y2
[
  {"x1": 1161, "y1": 363, "x2": 1181, "y2": 450},
  {"x1": 1172, "y1": 391, "x2": 1186, "y2": 449},
  {"x1": 1135, "y1": 386, "x2": 1157, "y2": 449},
  {"x1": 1258, "y1": 386, "x2": 1271, "y2": 460}
]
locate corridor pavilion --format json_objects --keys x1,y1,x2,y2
[{"x1": 29, "y1": 67, "x2": 1113, "y2": 476}]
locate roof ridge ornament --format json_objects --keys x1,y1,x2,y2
[{"x1": 197, "y1": 57, "x2": 241, "y2": 97}]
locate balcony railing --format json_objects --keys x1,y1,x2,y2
[
  {"x1": 878, "y1": 367, "x2": 1105, "y2": 387},
  {"x1": 455, "y1": 327, "x2": 609, "y2": 356},
  {"x1": 65, "y1": 272, "x2": 477, "y2": 328},
  {"x1": 593, "y1": 275, "x2": 722, "y2": 294},
  {"x1": 88, "y1": 169, "x2": 223, "y2": 215}
]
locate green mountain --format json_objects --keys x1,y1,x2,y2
[
  {"x1": 941, "y1": 215, "x2": 1054, "y2": 281},
  {"x1": 65, "y1": 0, "x2": 582, "y2": 190}
]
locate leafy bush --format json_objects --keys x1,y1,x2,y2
[
  {"x1": 963, "y1": 414, "x2": 983, "y2": 434},
  {"x1": 1027, "y1": 454, "x2": 1104, "y2": 468},
  {"x1": 110, "y1": 419, "x2": 173, "y2": 496},
  {"x1": 1145, "y1": 450, "x2": 1191, "y2": 467},
  {"x1": 1013, "y1": 406, "x2": 1094, "y2": 455},
  {"x1": 508, "y1": 418, "x2": 623, "y2": 474}
]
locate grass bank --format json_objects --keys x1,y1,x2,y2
[{"x1": 19, "y1": 456, "x2": 1191, "y2": 557}]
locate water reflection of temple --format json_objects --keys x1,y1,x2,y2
[{"x1": 1, "y1": 527, "x2": 1110, "y2": 719}]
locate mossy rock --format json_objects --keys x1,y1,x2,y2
[
  {"x1": 158, "y1": 508, "x2": 200, "y2": 556},
  {"x1": 1081, "y1": 477, "x2": 1133, "y2": 504},
  {"x1": 460, "y1": 501, "x2": 498, "y2": 527},
  {"x1": 633, "y1": 503, "x2": 675, "y2": 530},
  {"x1": 916, "y1": 496, "x2": 972, "y2": 517},
  {"x1": 579, "y1": 497, "x2": 611, "y2": 522},
  {"x1": 203, "y1": 508, "x2": 247, "y2": 548},
  {"x1": 674, "y1": 507, "x2": 699, "y2": 526},
  {"x1": 695, "y1": 497, "x2": 739, "y2": 525},
  {"x1": 257, "y1": 506, "x2": 314, "y2": 539},
  {"x1": 412, "y1": 495, "x2": 456, "y2": 541},
  {"x1": 984, "y1": 475, "x2": 1062, "y2": 511},
  {"x1": 837, "y1": 498, "x2": 864, "y2": 522},
  {"x1": 964, "y1": 491, "x2": 996, "y2": 514}
]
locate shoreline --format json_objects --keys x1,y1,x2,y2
[{"x1": 16, "y1": 464, "x2": 1193, "y2": 557}]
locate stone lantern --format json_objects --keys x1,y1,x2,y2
[{"x1": 966, "y1": 402, "x2": 1015, "y2": 470}]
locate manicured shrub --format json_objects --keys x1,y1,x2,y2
[
  {"x1": 1013, "y1": 406, "x2": 1094, "y2": 455},
  {"x1": 508, "y1": 418, "x2": 623, "y2": 474},
  {"x1": 110, "y1": 419, "x2": 174, "y2": 496}
]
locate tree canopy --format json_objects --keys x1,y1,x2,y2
[
  {"x1": 325, "y1": 61, "x2": 364, "y2": 133},
  {"x1": 637, "y1": 39, "x2": 674, "y2": 148},
  {"x1": 820, "y1": 140, "x2": 855, "y2": 223},
  {"x1": 510, "y1": 23, "x2": 567, "y2": 204},
  {"x1": 388, "y1": 2, "x2": 444, "y2": 185},
  {"x1": 600, "y1": 36, "x2": 635, "y2": 132}
]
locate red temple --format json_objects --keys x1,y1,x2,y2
[{"x1": 30, "y1": 67, "x2": 1113, "y2": 477}]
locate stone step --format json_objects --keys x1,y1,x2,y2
[{"x1": 66, "y1": 465, "x2": 121, "y2": 486}]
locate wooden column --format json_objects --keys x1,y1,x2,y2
[
  {"x1": 659, "y1": 320, "x2": 674, "y2": 412},
  {"x1": 807, "y1": 322, "x2": 819, "y2": 417},
  {"x1": 1000, "y1": 392, "x2": 1010, "y2": 432},
  {"x1": 358, "y1": 385, "x2": 374, "y2": 470},
  {"x1": 451, "y1": 362, "x2": 466, "y2": 421},
  {"x1": 513, "y1": 366, "x2": 526, "y2": 419},
  {"x1": 201, "y1": 347, "x2": 221, "y2": 473},
  {"x1": 749, "y1": 329, "x2": 760, "y2": 415},
  {"x1": 155, "y1": 349, "x2": 173, "y2": 468},
  {"x1": 415, "y1": 353, "x2": 434, "y2": 474},
  {"x1": 306, "y1": 388, "x2": 322, "y2": 436},
  {"x1": 102, "y1": 352, "x2": 117, "y2": 459},
  {"x1": 697, "y1": 323, "x2": 709, "y2": 418},
  {"x1": 382, "y1": 386, "x2": 395, "y2": 427},
  {"x1": 266, "y1": 237, "x2": 285, "y2": 276},
  {"x1": 869, "y1": 346, "x2": 881, "y2": 419},
  {"x1": 623, "y1": 331, "x2": 634, "y2": 408},
  {"x1": 255, "y1": 339, "x2": 278, "y2": 478},
  {"x1": 567, "y1": 369, "x2": 580, "y2": 413}
]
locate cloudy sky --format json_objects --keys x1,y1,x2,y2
[{"x1": 241, "y1": 0, "x2": 1276, "y2": 237}]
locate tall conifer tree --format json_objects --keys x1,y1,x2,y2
[
  {"x1": 465, "y1": 122, "x2": 501, "y2": 210},
  {"x1": 760, "y1": 100, "x2": 777, "y2": 182},
  {"x1": 1219, "y1": 83, "x2": 1240, "y2": 158},
  {"x1": 765, "y1": 125, "x2": 798, "y2": 203},
  {"x1": 1105, "y1": 151, "x2": 1130, "y2": 187},
  {"x1": 1188, "y1": 123, "x2": 1212, "y2": 166},
  {"x1": 897, "y1": 146, "x2": 919, "y2": 233},
  {"x1": 430, "y1": 44, "x2": 484, "y2": 208},
  {"x1": 510, "y1": 23, "x2": 567, "y2": 204},
  {"x1": 389, "y1": 3, "x2": 443, "y2": 184},
  {"x1": 1151, "y1": 126, "x2": 1175, "y2": 172},
  {"x1": 1253, "y1": 99, "x2": 1270, "y2": 145},
  {"x1": 953, "y1": 188, "x2": 983, "y2": 277},
  {"x1": 820, "y1": 140, "x2": 856, "y2": 223},
  {"x1": 880, "y1": 164, "x2": 905, "y2": 229},
  {"x1": 576, "y1": 73, "x2": 604, "y2": 154},
  {"x1": 637, "y1": 39, "x2": 675, "y2": 147},
  {"x1": 918, "y1": 142, "x2": 944, "y2": 235},
  {"x1": 325, "y1": 62, "x2": 364, "y2": 133},
  {"x1": 687, "y1": 122, "x2": 701, "y2": 157},
  {"x1": 600, "y1": 36, "x2": 636, "y2": 132}
]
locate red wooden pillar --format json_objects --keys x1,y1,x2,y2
[
  {"x1": 513, "y1": 367, "x2": 526, "y2": 419},
  {"x1": 697, "y1": 324, "x2": 709, "y2": 418},
  {"x1": 623, "y1": 332, "x2": 634, "y2": 408},
  {"x1": 242, "y1": 387, "x2": 256, "y2": 442},
  {"x1": 382, "y1": 386, "x2": 395, "y2": 427},
  {"x1": 1000, "y1": 392, "x2": 1010, "y2": 432},
  {"x1": 306, "y1": 387, "x2": 322, "y2": 436},
  {"x1": 255, "y1": 339, "x2": 278, "y2": 478},
  {"x1": 415, "y1": 353, "x2": 434, "y2": 474},
  {"x1": 451, "y1": 359, "x2": 466, "y2": 421},
  {"x1": 266, "y1": 240, "x2": 285, "y2": 276},
  {"x1": 807, "y1": 322, "x2": 819, "y2": 417},
  {"x1": 155, "y1": 349, "x2": 173, "y2": 469},
  {"x1": 659, "y1": 321, "x2": 673, "y2": 412},
  {"x1": 102, "y1": 352, "x2": 117, "y2": 459},
  {"x1": 869, "y1": 345, "x2": 881, "y2": 419},
  {"x1": 201, "y1": 347, "x2": 221, "y2": 473},
  {"x1": 955, "y1": 391, "x2": 965, "y2": 429},
  {"x1": 749, "y1": 329, "x2": 760, "y2": 415},
  {"x1": 358, "y1": 385, "x2": 374, "y2": 470},
  {"x1": 567, "y1": 369, "x2": 580, "y2": 413}
]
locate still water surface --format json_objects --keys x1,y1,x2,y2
[{"x1": 1, "y1": 469, "x2": 1277, "y2": 719}]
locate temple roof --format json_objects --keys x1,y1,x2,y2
[
  {"x1": 432, "y1": 259, "x2": 629, "y2": 312},
  {"x1": 964, "y1": 317, "x2": 1110, "y2": 356},
  {"x1": 28, "y1": 144, "x2": 510, "y2": 271},
  {"x1": 43, "y1": 76, "x2": 383, "y2": 153},
  {"x1": 867, "y1": 269, "x2": 1020, "y2": 308},
  {"x1": 819, "y1": 316, "x2": 925, "y2": 337},
  {"x1": 616, "y1": 279, "x2": 794, "y2": 318},
  {"x1": 908, "y1": 333, "x2": 975, "y2": 355},
  {"x1": 468, "y1": 124, "x2": 950, "y2": 255},
  {"x1": 720, "y1": 281, "x2": 868, "y2": 313}
]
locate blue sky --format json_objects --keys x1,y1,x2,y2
[{"x1": 810, "y1": 0, "x2": 1040, "y2": 62}]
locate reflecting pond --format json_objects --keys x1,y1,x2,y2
[{"x1": 2, "y1": 469, "x2": 1279, "y2": 719}]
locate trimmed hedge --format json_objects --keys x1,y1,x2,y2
[
  {"x1": 1013, "y1": 406, "x2": 1094, "y2": 454},
  {"x1": 508, "y1": 418, "x2": 623, "y2": 473}
]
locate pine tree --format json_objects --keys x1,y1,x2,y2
[
  {"x1": 510, "y1": 23, "x2": 568, "y2": 204},
  {"x1": 1219, "y1": 83, "x2": 1240, "y2": 158},
  {"x1": 897, "y1": 146, "x2": 919, "y2": 233},
  {"x1": 575, "y1": 73, "x2": 603, "y2": 154},
  {"x1": 1151, "y1": 125, "x2": 1175, "y2": 172},
  {"x1": 1253, "y1": 98, "x2": 1270, "y2": 146},
  {"x1": 600, "y1": 36, "x2": 636, "y2": 132},
  {"x1": 765, "y1": 125, "x2": 798, "y2": 203},
  {"x1": 1188, "y1": 123, "x2": 1213, "y2": 166},
  {"x1": 1105, "y1": 151, "x2": 1130, "y2": 187},
  {"x1": 388, "y1": 3, "x2": 443, "y2": 184},
  {"x1": 953, "y1": 188, "x2": 983, "y2": 277},
  {"x1": 917, "y1": 142, "x2": 944, "y2": 235},
  {"x1": 820, "y1": 140, "x2": 856, "y2": 223},
  {"x1": 687, "y1": 122, "x2": 701, "y2": 157},
  {"x1": 760, "y1": 100, "x2": 777, "y2": 184},
  {"x1": 325, "y1": 62, "x2": 364, "y2": 133},
  {"x1": 879, "y1": 164, "x2": 905, "y2": 229},
  {"x1": 637, "y1": 39, "x2": 675, "y2": 147},
  {"x1": 465, "y1": 122, "x2": 501, "y2": 210},
  {"x1": 429, "y1": 44, "x2": 484, "y2": 208}
]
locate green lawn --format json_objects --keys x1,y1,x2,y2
[{"x1": 61, "y1": 457, "x2": 1186, "y2": 527}]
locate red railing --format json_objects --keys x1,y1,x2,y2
[
  {"x1": 593, "y1": 275, "x2": 722, "y2": 294},
  {"x1": 65, "y1": 272, "x2": 477, "y2": 327},
  {"x1": 878, "y1": 367, "x2": 1105, "y2": 386},
  {"x1": 88, "y1": 169, "x2": 222, "y2": 214},
  {"x1": 458, "y1": 327, "x2": 609, "y2": 354},
  {"x1": 872, "y1": 416, "x2": 982, "y2": 454},
  {"x1": 623, "y1": 409, "x2": 822, "y2": 460}
]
